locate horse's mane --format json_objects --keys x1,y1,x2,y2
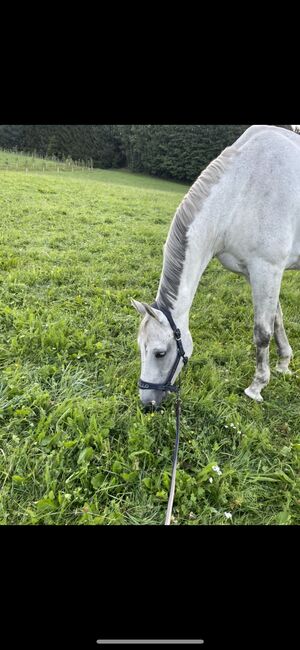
[{"x1": 157, "y1": 143, "x2": 238, "y2": 309}]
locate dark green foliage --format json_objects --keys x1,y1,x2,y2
[
  {"x1": 0, "y1": 125, "x2": 25, "y2": 149},
  {"x1": 117, "y1": 125, "x2": 251, "y2": 182},
  {"x1": 0, "y1": 124, "x2": 293, "y2": 183},
  {"x1": 0, "y1": 125, "x2": 126, "y2": 168},
  {"x1": 92, "y1": 126, "x2": 125, "y2": 168}
]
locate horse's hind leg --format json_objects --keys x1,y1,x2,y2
[
  {"x1": 274, "y1": 301, "x2": 293, "y2": 374},
  {"x1": 245, "y1": 263, "x2": 283, "y2": 402}
]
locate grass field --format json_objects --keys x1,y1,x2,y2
[{"x1": 0, "y1": 153, "x2": 300, "y2": 525}]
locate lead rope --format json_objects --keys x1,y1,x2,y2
[{"x1": 164, "y1": 376, "x2": 181, "y2": 526}]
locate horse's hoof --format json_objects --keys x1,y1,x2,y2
[
  {"x1": 275, "y1": 364, "x2": 292, "y2": 375},
  {"x1": 244, "y1": 387, "x2": 263, "y2": 402}
]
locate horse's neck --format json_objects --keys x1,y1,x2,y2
[
  {"x1": 176, "y1": 223, "x2": 215, "y2": 318},
  {"x1": 158, "y1": 208, "x2": 220, "y2": 324}
]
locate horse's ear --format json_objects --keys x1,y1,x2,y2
[
  {"x1": 130, "y1": 298, "x2": 147, "y2": 316},
  {"x1": 142, "y1": 303, "x2": 166, "y2": 324},
  {"x1": 130, "y1": 299, "x2": 166, "y2": 324}
]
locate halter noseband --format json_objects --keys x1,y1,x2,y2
[{"x1": 138, "y1": 301, "x2": 188, "y2": 393}]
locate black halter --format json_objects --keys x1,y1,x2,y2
[{"x1": 138, "y1": 301, "x2": 188, "y2": 393}]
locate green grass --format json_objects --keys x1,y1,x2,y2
[
  {"x1": 0, "y1": 148, "x2": 89, "y2": 171},
  {"x1": 0, "y1": 153, "x2": 299, "y2": 525}
]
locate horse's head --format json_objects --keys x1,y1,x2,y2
[{"x1": 131, "y1": 299, "x2": 193, "y2": 408}]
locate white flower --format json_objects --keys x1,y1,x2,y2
[
  {"x1": 208, "y1": 477, "x2": 213, "y2": 483},
  {"x1": 224, "y1": 425, "x2": 229, "y2": 428},
  {"x1": 224, "y1": 512, "x2": 233, "y2": 520},
  {"x1": 212, "y1": 465, "x2": 222, "y2": 476}
]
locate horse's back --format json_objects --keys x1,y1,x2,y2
[
  {"x1": 220, "y1": 126, "x2": 300, "y2": 270},
  {"x1": 234, "y1": 125, "x2": 300, "y2": 152},
  {"x1": 231, "y1": 125, "x2": 300, "y2": 210}
]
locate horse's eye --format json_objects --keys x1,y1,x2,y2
[{"x1": 155, "y1": 351, "x2": 166, "y2": 358}]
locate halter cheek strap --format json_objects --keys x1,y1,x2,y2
[{"x1": 138, "y1": 301, "x2": 188, "y2": 393}]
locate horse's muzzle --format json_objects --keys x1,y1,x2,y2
[{"x1": 140, "y1": 389, "x2": 166, "y2": 410}]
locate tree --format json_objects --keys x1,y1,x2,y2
[
  {"x1": 118, "y1": 124, "x2": 251, "y2": 182},
  {"x1": 0, "y1": 124, "x2": 293, "y2": 182}
]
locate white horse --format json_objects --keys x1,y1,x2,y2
[{"x1": 132, "y1": 125, "x2": 300, "y2": 406}]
